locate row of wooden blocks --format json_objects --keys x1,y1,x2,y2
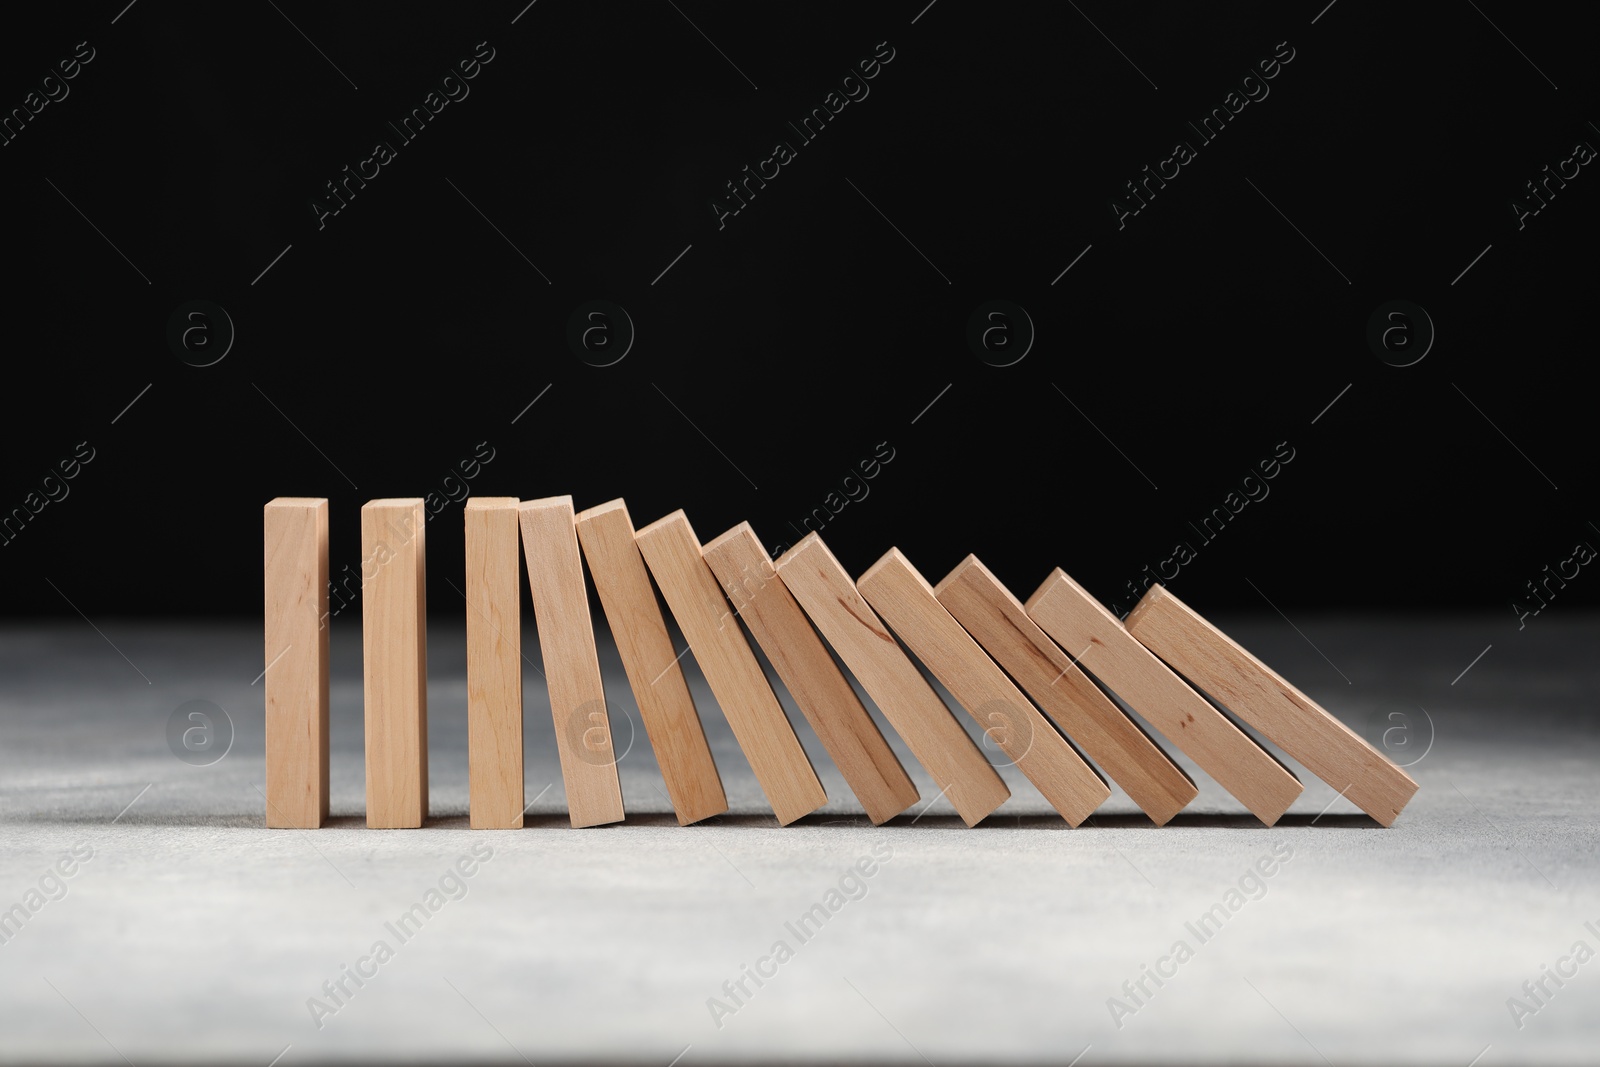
[{"x1": 262, "y1": 496, "x2": 1418, "y2": 830}]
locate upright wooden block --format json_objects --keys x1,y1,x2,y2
[
  {"x1": 1125, "y1": 583, "x2": 1419, "y2": 826},
  {"x1": 857, "y1": 549, "x2": 1110, "y2": 826},
  {"x1": 576, "y1": 499, "x2": 727, "y2": 825},
  {"x1": 775, "y1": 534, "x2": 1010, "y2": 827},
  {"x1": 464, "y1": 498, "x2": 524, "y2": 829},
  {"x1": 519, "y1": 496, "x2": 625, "y2": 829},
  {"x1": 703, "y1": 523, "x2": 919, "y2": 825},
  {"x1": 263, "y1": 497, "x2": 330, "y2": 828},
  {"x1": 935, "y1": 556, "x2": 1197, "y2": 826},
  {"x1": 362, "y1": 498, "x2": 428, "y2": 829},
  {"x1": 635, "y1": 511, "x2": 826, "y2": 825},
  {"x1": 1026, "y1": 569, "x2": 1303, "y2": 825}
]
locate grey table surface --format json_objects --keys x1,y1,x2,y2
[{"x1": 0, "y1": 613, "x2": 1595, "y2": 1066}]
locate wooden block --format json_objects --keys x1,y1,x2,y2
[
  {"x1": 635, "y1": 511, "x2": 826, "y2": 825},
  {"x1": 1125, "y1": 583, "x2": 1419, "y2": 826},
  {"x1": 857, "y1": 549, "x2": 1110, "y2": 825},
  {"x1": 934, "y1": 556, "x2": 1196, "y2": 826},
  {"x1": 576, "y1": 499, "x2": 727, "y2": 825},
  {"x1": 519, "y1": 496, "x2": 625, "y2": 829},
  {"x1": 361, "y1": 499, "x2": 428, "y2": 829},
  {"x1": 464, "y1": 498, "x2": 524, "y2": 829},
  {"x1": 775, "y1": 534, "x2": 1009, "y2": 827},
  {"x1": 703, "y1": 523, "x2": 919, "y2": 825},
  {"x1": 263, "y1": 497, "x2": 330, "y2": 828},
  {"x1": 1026, "y1": 569, "x2": 1303, "y2": 825}
]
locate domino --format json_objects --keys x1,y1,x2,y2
[
  {"x1": 576, "y1": 499, "x2": 727, "y2": 825},
  {"x1": 934, "y1": 556, "x2": 1196, "y2": 826},
  {"x1": 361, "y1": 498, "x2": 429, "y2": 829},
  {"x1": 464, "y1": 497, "x2": 524, "y2": 829},
  {"x1": 635, "y1": 511, "x2": 826, "y2": 826},
  {"x1": 262, "y1": 497, "x2": 330, "y2": 828},
  {"x1": 264, "y1": 494, "x2": 1416, "y2": 832},
  {"x1": 519, "y1": 496, "x2": 626, "y2": 828},
  {"x1": 703, "y1": 523, "x2": 919, "y2": 825},
  {"x1": 1026, "y1": 569, "x2": 1303, "y2": 825},
  {"x1": 775, "y1": 534, "x2": 1010, "y2": 827},
  {"x1": 857, "y1": 549, "x2": 1109, "y2": 826},
  {"x1": 1124, "y1": 583, "x2": 1419, "y2": 826}
]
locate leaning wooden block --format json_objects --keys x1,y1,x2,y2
[
  {"x1": 635, "y1": 511, "x2": 826, "y2": 825},
  {"x1": 464, "y1": 498, "x2": 524, "y2": 829},
  {"x1": 519, "y1": 496, "x2": 625, "y2": 828},
  {"x1": 935, "y1": 556, "x2": 1196, "y2": 826},
  {"x1": 858, "y1": 549, "x2": 1109, "y2": 826},
  {"x1": 1125, "y1": 583, "x2": 1419, "y2": 826},
  {"x1": 775, "y1": 534, "x2": 1009, "y2": 827},
  {"x1": 263, "y1": 497, "x2": 330, "y2": 828},
  {"x1": 704, "y1": 523, "x2": 919, "y2": 825},
  {"x1": 362, "y1": 498, "x2": 429, "y2": 829},
  {"x1": 576, "y1": 499, "x2": 727, "y2": 825},
  {"x1": 1026, "y1": 569, "x2": 1303, "y2": 825}
]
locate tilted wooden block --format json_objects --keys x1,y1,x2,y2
[
  {"x1": 1125, "y1": 583, "x2": 1418, "y2": 826},
  {"x1": 935, "y1": 556, "x2": 1196, "y2": 826},
  {"x1": 576, "y1": 499, "x2": 727, "y2": 825},
  {"x1": 519, "y1": 496, "x2": 625, "y2": 828},
  {"x1": 703, "y1": 523, "x2": 919, "y2": 825},
  {"x1": 263, "y1": 497, "x2": 330, "y2": 828},
  {"x1": 1026, "y1": 569, "x2": 1303, "y2": 825},
  {"x1": 858, "y1": 549, "x2": 1110, "y2": 826},
  {"x1": 775, "y1": 534, "x2": 1010, "y2": 827},
  {"x1": 636, "y1": 511, "x2": 826, "y2": 824},
  {"x1": 362, "y1": 499, "x2": 428, "y2": 829},
  {"x1": 464, "y1": 498, "x2": 524, "y2": 829}
]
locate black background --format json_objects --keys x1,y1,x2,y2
[{"x1": 2, "y1": 1, "x2": 1594, "y2": 623}]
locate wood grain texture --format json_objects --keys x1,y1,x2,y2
[
  {"x1": 934, "y1": 555, "x2": 1196, "y2": 826},
  {"x1": 635, "y1": 510, "x2": 826, "y2": 825},
  {"x1": 1025, "y1": 569, "x2": 1303, "y2": 825},
  {"x1": 464, "y1": 497, "x2": 524, "y2": 829},
  {"x1": 576, "y1": 499, "x2": 726, "y2": 825},
  {"x1": 361, "y1": 499, "x2": 428, "y2": 829},
  {"x1": 1125, "y1": 583, "x2": 1419, "y2": 826},
  {"x1": 774, "y1": 534, "x2": 1009, "y2": 827},
  {"x1": 263, "y1": 497, "x2": 330, "y2": 828},
  {"x1": 703, "y1": 523, "x2": 919, "y2": 825},
  {"x1": 858, "y1": 549, "x2": 1109, "y2": 825},
  {"x1": 519, "y1": 496, "x2": 625, "y2": 828}
]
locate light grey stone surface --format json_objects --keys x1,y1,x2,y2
[{"x1": 0, "y1": 614, "x2": 1595, "y2": 1065}]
